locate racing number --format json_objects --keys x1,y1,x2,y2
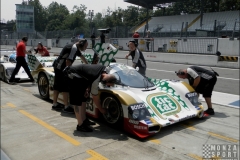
[{"x1": 86, "y1": 98, "x2": 94, "y2": 111}]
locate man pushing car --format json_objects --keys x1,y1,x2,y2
[
  {"x1": 175, "y1": 66, "x2": 218, "y2": 115},
  {"x1": 63, "y1": 64, "x2": 117, "y2": 132}
]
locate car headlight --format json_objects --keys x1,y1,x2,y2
[
  {"x1": 132, "y1": 110, "x2": 140, "y2": 119},
  {"x1": 128, "y1": 103, "x2": 151, "y2": 120}
]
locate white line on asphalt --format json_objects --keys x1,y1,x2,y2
[
  {"x1": 117, "y1": 59, "x2": 239, "y2": 71},
  {"x1": 146, "y1": 60, "x2": 240, "y2": 71},
  {"x1": 147, "y1": 68, "x2": 239, "y2": 81}
]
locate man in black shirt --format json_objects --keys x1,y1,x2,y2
[
  {"x1": 175, "y1": 66, "x2": 218, "y2": 115},
  {"x1": 63, "y1": 64, "x2": 117, "y2": 132},
  {"x1": 125, "y1": 40, "x2": 147, "y2": 75},
  {"x1": 52, "y1": 39, "x2": 88, "y2": 113},
  {"x1": 90, "y1": 33, "x2": 96, "y2": 48},
  {"x1": 100, "y1": 32, "x2": 105, "y2": 44}
]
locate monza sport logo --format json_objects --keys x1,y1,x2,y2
[{"x1": 202, "y1": 144, "x2": 238, "y2": 160}]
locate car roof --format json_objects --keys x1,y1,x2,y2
[{"x1": 0, "y1": 62, "x2": 15, "y2": 68}]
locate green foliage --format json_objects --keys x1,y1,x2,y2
[{"x1": 8, "y1": 0, "x2": 239, "y2": 34}]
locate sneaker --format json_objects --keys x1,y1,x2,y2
[
  {"x1": 62, "y1": 106, "x2": 74, "y2": 114},
  {"x1": 204, "y1": 108, "x2": 215, "y2": 115},
  {"x1": 9, "y1": 81, "x2": 16, "y2": 85},
  {"x1": 52, "y1": 104, "x2": 63, "y2": 110},
  {"x1": 84, "y1": 118, "x2": 96, "y2": 125},
  {"x1": 76, "y1": 124, "x2": 93, "y2": 132}
]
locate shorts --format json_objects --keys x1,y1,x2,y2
[
  {"x1": 68, "y1": 77, "x2": 89, "y2": 106},
  {"x1": 202, "y1": 77, "x2": 217, "y2": 98},
  {"x1": 53, "y1": 68, "x2": 69, "y2": 92}
]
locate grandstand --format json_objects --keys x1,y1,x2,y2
[{"x1": 135, "y1": 11, "x2": 239, "y2": 37}]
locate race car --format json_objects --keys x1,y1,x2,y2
[
  {"x1": 0, "y1": 54, "x2": 30, "y2": 83},
  {"x1": 28, "y1": 43, "x2": 204, "y2": 138}
]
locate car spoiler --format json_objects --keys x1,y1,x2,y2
[
  {"x1": 27, "y1": 55, "x2": 57, "y2": 71},
  {"x1": 27, "y1": 43, "x2": 118, "y2": 70}
]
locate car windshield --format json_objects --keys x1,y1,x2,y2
[{"x1": 112, "y1": 69, "x2": 154, "y2": 88}]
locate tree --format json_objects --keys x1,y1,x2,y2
[
  {"x1": 45, "y1": 2, "x2": 69, "y2": 31},
  {"x1": 28, "y1": 0, "x2": 48, "y2": 32},
  {"x1": 220, "y1": 0, "x2": 240, "y2": 11}
]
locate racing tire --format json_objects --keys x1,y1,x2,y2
[
  {"x1": 101, "y1": 95, "x2": 123, "y2": 126},
  {"x1": 38, "y1": 73, "x2": 49, "y2": 99},
  {"x1": 0, "y1": 65, "x2": 4, "y2": 80}
]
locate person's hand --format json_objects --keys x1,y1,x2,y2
[{"x1": 125, "y1": 54, "x2": 129, "y2": 59}]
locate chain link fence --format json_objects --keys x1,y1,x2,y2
[{"x1": 1, "y1": 20, "x2": 239, "y2": 40}]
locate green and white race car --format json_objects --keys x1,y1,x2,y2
[{"x1": 28, "y1": 43, "x2": 204, "y2": 138}]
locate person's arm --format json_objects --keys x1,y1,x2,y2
[
  {"x1": 132, "y1": 50, "x2": 140, "y2": 68},
  {"x1": 125, "y1": 51, "x2": 131, "y2": 59},
  {"x1": 192, "y1": 76, "x2": 201, "y2": 89},
  {"x1": 80, "y1": 55, "x2": 88, "y2": 64},
  {"x1": 66, "y1": 59, "x2": 72, "y2": 67},
  {"x1": 42, "y1": 47, "x2": 50, "y2": 56},
  {"x1": 66, "y1": 44, "x2": 77, "y2": 66},
  {"x1": 187, "y1": 68, "x2": 200, "y2": 89},
  {"x1": 23, "y1": 46, "x2": 31, "y2": 54},
  {"x1": 90, "y1": 76, "x2": 106, "y2": 113}
]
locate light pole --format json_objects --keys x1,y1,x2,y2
[{"x1": 88, "y1": 10, "x2": 94, "y2": 36}]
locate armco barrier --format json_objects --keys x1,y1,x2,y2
[{"x1": 113, "y1": 51, "x2": 239, "y2": 69}]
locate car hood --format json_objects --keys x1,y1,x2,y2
[{"x1": 125, "y1": 79, "x2": 202, "y2": 127}]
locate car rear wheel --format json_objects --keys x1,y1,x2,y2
[
  {"x1": 102, "y1": 95, "x2": 123, "y2": 125},
  {"x1": 38, "y1": 73, "x2": 49, "y2": 99},
  {"x1": 0, "y1": 65, "x2": 6, "y2": 82}
]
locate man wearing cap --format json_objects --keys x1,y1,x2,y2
[
  {"x1": 125, "y1": 40, "x2": 147, "y2": 76},
  {"x1": 9, "y1": 36, "x2": 35, "y2": 84},
  {"x1": 63, "y1": 64, "x2": 117, "y2": 132},
  {"x1": 175, "y1": 66, "x2": 218, "y2": 115}
]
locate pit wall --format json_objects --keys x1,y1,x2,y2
[{"x1": 1, "y1": 37, "x2": 239, "y2": 68}]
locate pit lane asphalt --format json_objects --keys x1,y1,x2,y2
[
  {"x1": 1, "y1": 48, "x2": 239, "y2": 160},
  {"x1": 1, "y1": 81, "x2": 239, "y2": 160}
]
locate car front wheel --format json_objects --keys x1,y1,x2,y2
[{"x1": 102, "y1": 95, "x2": 123, "y2": 125}]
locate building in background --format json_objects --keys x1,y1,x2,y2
[{"x1": 15, "y1": 1, "x2": 35, "y2": 33}]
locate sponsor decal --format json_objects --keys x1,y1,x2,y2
[
  {"x1": 134, "y1": 125, "x2": 148, "y2": 130},
  {"x1": 86, "y1": 98, "x2": 94, "y2": 111},
  {"x1": 130, "y1": 103, "x2": 146, "y2": 110},
  {"x1": 148, "y1": 93, "x2": 181, "y2": 116},
  {"x1": 185, "y1": 92, "x2": 198, "y2": 98},
  {"x1": 144, "y1": 119, "x2": 152, "y2": 125},
  {"x1": 148, "y1": 79, "x2": 190, "y2": 111},
  {"x1": 129, "y1": 119, "x2": 139, "y2": 125}
]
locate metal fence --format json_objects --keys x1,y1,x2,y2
[{"x1": 1, "y1": 20, "x2": 239, "y2": 40}]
